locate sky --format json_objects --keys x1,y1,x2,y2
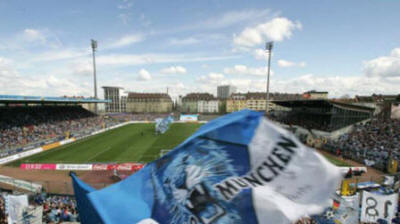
[{"x1": 0, "y1": 0, "x2": 399, "y2": 99}]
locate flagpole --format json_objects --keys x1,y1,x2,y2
[{"x1": 265, "y1": 41, "x2": 273, "y2": 114}]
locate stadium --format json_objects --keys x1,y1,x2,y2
[
  {"x1": 1, "y1": 1, "x2": 400, "y2": 223},
  {"x1": 0, "y1": 91, "x2": 399, "y2": 223}
]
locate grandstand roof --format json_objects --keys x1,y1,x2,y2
[
  {"x1": 182, "y1": 93, "x2": 216, "y2": 101},
  {"x1": 274, "y1": 99, "x2": 375, "y2": 113},
  {"x1": 0, "y1": 95, "x2": 110, "y2": 104},
  {"x1": 230, "y1": 92, "x2": 303, "y2": 100},
  {"x1": 128, "y1": 92, "x2": 172, "y2": 100}
]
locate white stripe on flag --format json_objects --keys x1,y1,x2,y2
[{"x1": 249, "y1": 118, "x2": 341, "y2": 223}]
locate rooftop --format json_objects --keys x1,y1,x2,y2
[{"x1": 0, "y1": 95, "x2": 110, "y2": 104}]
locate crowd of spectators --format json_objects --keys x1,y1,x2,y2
[
  {"x1": 0, "y1": 191, "x2": 78, "y2": 223},
  {"x1": 0, "y1": 106, "x2": 123, "y2": 152},
  {"x1": 34, "y1": 193, "x2": 78, "y2": 223},
  {"x1": 0, "y1": 196, "x2": 5, "y2": 224},
  {"x1": 323, "y1": 118, "x2": 400, "y2": 171}
]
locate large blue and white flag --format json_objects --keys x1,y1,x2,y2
[
  {"x1": 155, "y1": 116, "x2": 174, "y2": 134},
  {"x1": 71, "y1": 110, "x2": 341, "y2": 224}
]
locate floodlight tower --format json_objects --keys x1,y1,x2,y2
[
  {"x1": 91, "y1": 39, "x2": 98, "y2": 113},
  {"x1": 265, "y1": 41, "x2": 273, "y2": 114}
]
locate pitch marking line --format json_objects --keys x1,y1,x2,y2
[{"x1": 86, "y1": 146, "x2": 112, "y2": 162}]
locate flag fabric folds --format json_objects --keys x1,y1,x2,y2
[
  {"x1": 155, "y1": 116, "x2": 174, "y2": 134},
  {"x1": 71, "y1": 109, "x2": 341, "y2": 224}
]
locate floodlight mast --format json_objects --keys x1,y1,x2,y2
[
  {"x1": 265, "y1": 41, "x2": 273, "y2": 114},
  {"x1": 91, "y1": 39, "x2": 98, "y2": 113}
]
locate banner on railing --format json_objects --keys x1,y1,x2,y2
[
  {"x1": 21, "y1": 163, "x2": 57, "y2": 170},
  {"x1": 0, "y1": 175, "x2": 42, "y2": 192},
  {"x1": 360, "y1": 191, "x2": 398, "y2": 223},
  {"x1": 21, "y1": 163, "x2": 145, "y2": 171},
  {"x1": 179, "y1": 114, "x2": 198, "y2": 122},
  {"x1": 56, "y1": 164, "x2": 93, "y2": 171}
]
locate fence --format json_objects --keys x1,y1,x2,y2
[{"x1": 0, "y1": 179, "x2": 114, "y2": 196}]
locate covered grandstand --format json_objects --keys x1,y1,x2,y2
[
  {"x1": 0, "y1": 95, "x2": 109, "y2": 105},
  {"x1": 272, "y1": 99, "x2": 374, "y2": 132},
  {"x1": 0, "y1": 95, "x2": 112, "y2": 158}
]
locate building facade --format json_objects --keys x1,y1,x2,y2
[
  {"x1": 217, "y1": 85, "x2": 237, "y2": 99},
  {"x1": 226, "y1": 92, "x2": 303, "y2": 113},
  {"x1": 198, "y1": 100, "x2": 219, "y2": 113},
  {"x1": 126, "y1": 93, "x2": 173, "y2": 113},
  {"x1": 181, "y1": 93, "x2": 219, "y2": 113},
  {"x1": 102, "y1": 86, "x2": 127, "y2": 113},
  {"x1": 302, "y1": 90, "x2": 329, "y2": 99}
]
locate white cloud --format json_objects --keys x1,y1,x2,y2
[
  {"x1": 137, "y1": 69, "x2": 151, "y2": 81},
  {"x1": 23, "y1": 29, "x2": 47, "y2": 44},
  {"x1": 198, "y1": 9, "x2": 272, "y2": 29},
  {"x1": 191, "y1": 74, "x2": 400, "y2": 98},
  {"x1": 160, "y1": 66, "x2": 187, "y2": 74},
  {"x1": 0, "y1": 58, "x2": 91, "y2": 96},
  {"x1": 277, "y1": 59, "x2": 306, "y2": 68},
  {"x1": 118, "y1": 13, "x2": 132, "y2": 25},
  {"x1": 168, "y1": 37, "x2": 200, "y2": 46},
  {"x1": 197, "y1": 72, "x2": 225, "y2": 84},
  {"x1": 96, "y1": 53, "x2": 237, "y2": 67},
  {"x1": 364, "y1": 48, "x2": 400, "y2": 77},
  {"x1": 31, "y1": 48, "x2": 90, "y2": 62},
  {"x1": 71, "y1": 61, "x2": 92, "y2": 76},
  {"x1": 233, "y1": 17, "x2": 302, "y2": 48},
  {"x1": 175, "y1": 82, "x2": 185, "y2": 89},
  {"x1": 118, "y1": 0, "x2": 133, "y2": 9},
  {"x1": 224, "y1": 65, "x2": 268, "y2": 76},
  {"x1": 253, "y1": 49, "x2": 268, "y2": 60},
  {"x1": 139, "y1": 13, "x2": 152, "y2": 27},
  {"x1": 271, "y1": 74, "x2": 400, "y2": 97},
  {"x1": 108, "y1": 34, "x2": 144, "y2": 49}
]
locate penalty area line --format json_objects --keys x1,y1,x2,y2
[{"x1": 85, "y1": 146, "x2": 112, "y2": 162}]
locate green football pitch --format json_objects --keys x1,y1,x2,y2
[
  {"x1": 8, "y1": 123, "x2": 202, "y2": 166},
  {"x1": 7, "y1": 122, "x2": 349, "y2": 167}
]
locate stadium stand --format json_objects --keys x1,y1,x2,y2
[
  {"x1": 0, "y1": 106, "x2": 122, "y2": 154},
  {"x1": 322, "y1": 117, "x2": 400, "y2": 171},
  {"x1": 0, "y1": 196, "x2": 5, "y2": 224},
  {"x1": 271, "y1": 99, "x2": 373, "y2": 132},
  {"x1": 0, "y1": 191, "x2": 78, "y2": 223}
]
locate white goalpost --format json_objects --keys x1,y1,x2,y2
[{"x1": 159, "y1": 149, "x2": 172, "y2": 158}]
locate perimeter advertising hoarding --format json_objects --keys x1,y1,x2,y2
[{"x1": 179, "y1": 114, "x2": 199, "y2": 122}]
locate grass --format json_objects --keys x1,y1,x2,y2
[
  {"x1": 8, "y1": 123, "x2": 202, "y2": 166},
  {"x1": 7, "y1": 122, "x2": 349, "y2": 168},
  {"x1": 321, "y1": 152, "x2": 350, "y2": 167}
]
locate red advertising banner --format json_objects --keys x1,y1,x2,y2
[
  {"x1": 21, "y1": 163, "x2": 144, "y2": 171},
  {"x1": 21, "y1": 163, "x2": 57, "y2": 170},
  {"x1": 92, "y1": 164, "x2": 108, "y2": 171}
]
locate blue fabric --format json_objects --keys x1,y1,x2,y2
[
  {"x1": 70, "y1": 173, "x2": 103, "y2": 224},
  {"x1": 71, "y1": 110, "x2": 263, "y2": 224}
]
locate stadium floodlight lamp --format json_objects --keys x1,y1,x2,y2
[
  {"x1": 91, "y1": 39, "x2": 97, "y2": 51},
  {"x1": 266, "y1": 41, "x2": 273, "y2": 51}
]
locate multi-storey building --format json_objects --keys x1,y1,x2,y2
[
  {"x1": 302, "y1": 90, "x2": 329, "y2": 99},
  {"x1": 126, "y1": 93, "x2": 173, "y2": 113},
  {"x1": 102, "y1": 86, "x2": 127, "y2": 112},
  {"x1": 226, "y1": 92, "x2": 303, "y2": 112},
  {"x1": 217, "y1": 85, "x2": 237, "y2": 99},
  {"x1": 181, "y1": 93, "x2": 219, "y2": 113},
  {"x1": 198, "y1": 99, "x2": 219, "y2": 113}
]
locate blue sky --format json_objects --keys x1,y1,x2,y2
[{"x1": 0, "y1": 0, "x2": 399, "y2": 99}]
